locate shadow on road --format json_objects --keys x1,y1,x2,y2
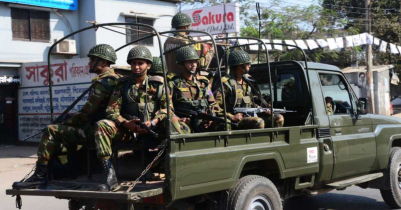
[{"x1": 284, "y1": 194, "x2": 392, "y2": 210}]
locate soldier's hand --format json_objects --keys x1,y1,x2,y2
[
  {"x1": 124, "y1": 120, "x2": 147, "y2": 134},
  {"x1": 144, "y1": 121, "x2": 152, "y2": 128},
  {"x1": 265, "y1": 109, "x2": 272, "y2": 115},
  {"x1": 231, "y1": 113, "x2": 243, "y2": 122},
  {"x1": 179, "y1": 117, "x2": 191, "y2": 126}
]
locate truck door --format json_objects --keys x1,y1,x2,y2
[{"x1": 318, "y1": 72, "x2": 375, "y2": 179}]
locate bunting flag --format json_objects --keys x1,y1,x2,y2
[
  {"x1": 285, "y1": 40, "x2": 296, "y2": 49},
  {"x1": 295, "y1": 40, "x2": 308, "y2": 50},
  {"x1": 233, "y1": 33, "x2": 399, "y2": 55},
  {"x1": 327, "y1": 38, "x2": 338, "y2": 50},
  {"x1": 273, "y1": 40, "x2": 283, "y2": 51},
  {"x1": 390, "y1": 43, "x2": 399, "y2": 54},
  {"x1": 335, "y1": 37, "x2": 344, "y2": 48},
  {"x1": 353, "y1": 35, "x2": 362, "y2": 46},
  {"x1": 345, "y1": 36, "x2": 354, "y2": 47},
  {"x1": 261, "y1": 39, "x2": 272, "y2": 50},
  {"x1": 380, "y1": 41, "x2": 388, "y2": 52},
  {"x1": 316, "y1": 39, "x2": 328, "y2": 48},
  {"x1": 306, "y1": 40, "x2": 319, "y2": 49}
]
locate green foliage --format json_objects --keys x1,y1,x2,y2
[{"x1": 323, "y1": 0, "x2": 401, "y2": 72}]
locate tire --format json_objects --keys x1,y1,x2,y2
[
  {"x1": 228, "y1": 175, "x2": 282, "y2": 210},
  {"x1": 380, "y1": 147, "x2": 401, "y2": 208}
]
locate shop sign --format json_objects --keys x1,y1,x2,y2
[
  {"x1": 0, "y1": 75, "x2": 21, "y2": 85},
  {"x1": 182, "y1": 2, "x2": 240, "y2": 36}
]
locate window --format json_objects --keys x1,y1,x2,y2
[
  {"x1": 125, "y1": 17, "x2": 154, "y2": 46},
  {"x1": 319, "y1": 74, "x2": 353, "y2": 115},
  {"x1": 11, "y1": 8, "x2": 50, "y2": 41},
  {"x1": 277, "y1": 73, "x2": 298, "y2": 102}
]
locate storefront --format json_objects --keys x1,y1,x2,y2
[{"x1": 0, "y1": 74, "x2": 20, "y2": 145}]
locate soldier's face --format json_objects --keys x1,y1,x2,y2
[
  {"x1": 241, "y1": 63, "x2": 251, "y2": 73},
  {"x1": 89, "y1": 57, "x2": 106, "y2": 74},
  {"x1": 183, "y1": 60, "x2": 198, "y2": 74},
  {"x1": 131, "y1": 59, "x2": 150, "y2": 75}
]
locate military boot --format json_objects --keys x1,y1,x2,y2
[
  {"x1": 12, "y1": 163, "x2": 47, "y2": 189},
  {"x1": 97, "y1": 159, "x2": 119, "y2": 191}
]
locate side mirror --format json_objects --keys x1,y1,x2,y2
[{"x1": 358, "y1": 98, "x2": 368, "y2": 115}]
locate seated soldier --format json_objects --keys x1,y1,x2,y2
[
  {"x1": 169, "y1": 46, "x2": 223, "y2": 132},
  {"x1": 13, "y1": 44, "x2": 120, "y2": 190},
  {"x1": 214, "y1": 50, "x2": 283, "y2": 129},
  {"x1": 94, "y1": 46, "x2": 189, "y2": 191}
]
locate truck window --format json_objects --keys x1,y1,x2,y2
[{"x1": 319, "y1": 74, "x2": 353, "y2": 115}]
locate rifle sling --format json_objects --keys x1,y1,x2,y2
[{"x1": 242, "y1": 75, "x2": 269, "y2": 107}]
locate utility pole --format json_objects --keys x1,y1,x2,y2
[{"x1": 366, "y1": 0, "x2": 375, "y2": 114}]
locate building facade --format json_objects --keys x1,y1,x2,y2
[{"x1": 0, "y1": 0, "x2": 180, "y2": 144}]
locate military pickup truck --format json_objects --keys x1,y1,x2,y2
[{"x1": 8, "y1": 59, "x2": 401, "y2": 210}]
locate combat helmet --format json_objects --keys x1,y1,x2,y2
[
  {"x1": 176, "y1": 46, "x2": 199, "y2": 64},
  {"x1": 228, "y1": 50, "x2": 251, "y2": 67},
  {"x1": 171, "y1": 13, "x2": 192, "y2": 29},
  {"x1": 149, "y1": 57, "x2": 164, "y2": 75},
  {"x1": 127, "y1": 46, "x2": 153, "y2": 64},
  {"x1": 87, "y1": 44, "x2": 117, "y2": 64}
]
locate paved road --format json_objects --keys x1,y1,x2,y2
[
  {"x1": 0, "y1": 143, "x2": 400, "y2": 210},
  {"x1": 0, "y1": 146, "x2": 68, "y2": 210}
]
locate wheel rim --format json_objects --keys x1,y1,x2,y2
[
  {"x1": 398, "y1": 163, "x2": 401, "y2": 189},
  {"x1": 249, "y1": 195, "x2": 273, "y2": 210}
]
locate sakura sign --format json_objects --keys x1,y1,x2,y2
[{"x1": 182, "y1": 2, "x2": 240, "y2": 36}]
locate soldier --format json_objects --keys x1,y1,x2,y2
[
  {"x1": 169, "y1": 46, "x2": 222, "y2": 132},
  {"x1": 94, "y1": 46, "x2": 188, "y2": 190},
  {"x1": 325, "y1": 96, "x2": 334, "y2": 115},
  {"x1": 281, "y1": 76, "x2": 297, "y2": 101},
  {"x1": 164, "y1": 13, "x2": 214, "y2": 75},
  {"x1": 215, "y1": 50, "x2": 284, "y2": 129},
  {"x1": 164, "y1": 13, "x2": 193, "y2": 75},
  {"x1": 13, "y1": 44, "x2": 120, "y2": 190}
]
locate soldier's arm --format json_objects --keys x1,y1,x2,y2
[
  {"x1": 153, "y1": 84, "x2": 175, "y2": 123},
  {"x1": 214, "y1": 84, "x2": 234, "y2": 120},
  {"x1": 63, "y1": 80, "x2": 112, "y2": 126},
  {"x1": 105, "y1": 84, "x2": 127, "y2": 125}
]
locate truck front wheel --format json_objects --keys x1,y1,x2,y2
[
  {"x1": 381, "y1": 147, "x2": 401, "y2": 208},
  {"x1": 228, "y1": 175, "x2": 282, "y2": 210}
]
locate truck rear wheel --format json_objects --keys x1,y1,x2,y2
[
  {"x1": 380, "y1": 147, "x2": 401, "y2": 208},
  {"x1": 228, "y1": 175, "x2": 282, "y2": 210}
]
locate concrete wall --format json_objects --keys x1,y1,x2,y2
[
  {"x1": 0, "y1": 3, "x2": 81, "y2": 62},
  {"x1": 345, "y1": 71, "x2": 391, "y2": 116},
  {"x1": 78, "y1": 0, "x2": 96, "y2": 57},
  {"x1": 94, "y1": 0, "x2": 176, "y2": 65}
]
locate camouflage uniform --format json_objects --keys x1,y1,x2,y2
[
  {"x1": 94, "y1": 46, "x2": 188, "y2": 160},
  {"x1": 164, "y1": 13, "x2": 214, "y2": 74},
  {"x1": 170, "y1": 46, "x2": 223, "y2": 132},
  {"x1": 38, "y1": 65, "x2": 119, "y2": 164},
  {"x1": 215, "y1": 75, "x2": 265, "y2": 130}
]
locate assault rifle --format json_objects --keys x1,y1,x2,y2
[
  {"x1": 122, "y1": 114, "x2": 159, "y2": 138},
  {"x1": 234, "y1": 107, "x2": 297, "y2": 117},
  {"x1": 174, "y1": 107, "x2": 238, "y2": 126}
]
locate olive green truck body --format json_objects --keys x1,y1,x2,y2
[{"x1": 7, "y1": 61, "x2": 401, "y2": 209}]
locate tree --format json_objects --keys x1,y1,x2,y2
[{"x1": 322, "y1": 0, "x2": 401, "y2": 71}]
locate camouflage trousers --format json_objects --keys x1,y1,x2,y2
[
  {"x1": 261, "y1": 113, "x2": 284, "y2": 128},
  {"x1": 37, "y1": 124, "x2": 93, "y2": 164},
  {"x1": 94, "y1": 116, "x2": 187, "y2": 159},
  {"x1": 234, "y1": 113, "x2": 284, "y2": 130}
]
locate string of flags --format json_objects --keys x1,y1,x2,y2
[{"x1": 216, "y1": 33, "x2": 401, "y2": 54}]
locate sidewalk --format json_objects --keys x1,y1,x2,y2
[{"x1": 0, "y1": 146, "x2": 68, "y2": 210}]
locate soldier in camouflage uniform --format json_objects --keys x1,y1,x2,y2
[
  {"x1": 214, "y1": 50, "x2": 284, "y2": 129},
  {"x1": 164, "y1": 13, "x2": 214, "y2": 75},
  {"x1": 94, "y1": 47, "x2": 188, "y2": 189},
  {"x1": 169, "y1": 46, "x2": 223, "y2": 132},
  {"x1": 13, "y1": 44, "x2": 120, "y2": 190}
]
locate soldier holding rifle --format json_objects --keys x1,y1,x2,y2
[
  {"x1": 214, "y1": 50, "x2": 284, "y2": 129},
  {"x1": 94, "y1": 46, "x2": 189, "y2": 190},
  {"x1": 13, "y1": 44, "x2": 120, "y2": 190}
]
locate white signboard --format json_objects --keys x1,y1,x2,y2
[
  {"x1": 18, "y1": 58, "x2": 95, "y2": 142},
  {"x1": 182, "y1": 2, "x2": 240, "y2": 36}
]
